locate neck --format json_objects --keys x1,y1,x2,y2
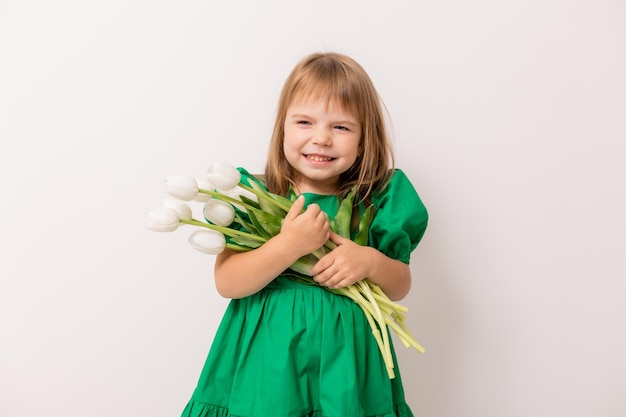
[{"x1": 294, "y1": 178, "x2": 339, "y2": 195}]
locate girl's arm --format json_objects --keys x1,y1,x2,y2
[
  {"x1": 214, "y1": 196, "x2": 330, "y2": 299},
  {"x1": 310, "y1": 232, "x2": 411, "y2": 301}
]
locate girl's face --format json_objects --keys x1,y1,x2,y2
[{"x1": 283, "y1": 97, "x2": 361, "y2": 194}]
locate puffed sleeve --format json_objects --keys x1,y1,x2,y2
[{"x1": 368, "y1": 169, "x2": 428, "y2": 264}]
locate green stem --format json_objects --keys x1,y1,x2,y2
[
  {"x1": 324, "y1": 240, "x2": 338, "y2": 251},
  {"x1": 198, "y1": 189, "x2": 258, "y2": 212},
  {"x1": 180, "y1": 218, "x2": 266, "y2": 242},
  {"x1": 359, "y1": 281, "x2": 394, "y2": 370},
  {"x1": 237, "y1": 182, "x2": 291, "y2": 212},
  {"x1": 369, "y1": 283, "x2": 409, "y2": 313},
  {"x1": 344, "y1": 287, "x2": 395, "y2": 379},
  {"x1": 384, "y1": 315, "x2": 426, "y2": 353},
  {"x1": 225, "y1": 243, "x2": 252, "y2": 252}
]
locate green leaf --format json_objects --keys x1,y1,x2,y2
[
  {"x1": 233, "y1": 212, "x2": 257, "y2": 235},
  {"x1": 248, "y1": 182, "x2": 285, "y2": 216},
  {"x1": 248, "y1": 207, "x2": 283, "y2": 236},
  {"x1": 287, "y1": 187, "x2": 298, "y2": 202},
  {"x1": 228, "y1": 236, "x2": 264, "y2": 248},
  {"x1": 269, "y1": 193, "x2": 294, "y2": 211},
  {"x1": 247, "y1": 209, "x2": 272, "y2": 240},
  {"x1": 334, "y1": 186, "x2": 357, "y2": 238},
  {"x1": 239, "y1": 195, "x2": 261, "y2": 210},
  {"x1": 353, "y1": 205, "x2": 373, "y2": 246},
  {"x1": 329, "y1": 217, "x2": 337, "y2": 233},
  {"x1": 289, "y1": 253, "x2": 318, "y2": 276}
]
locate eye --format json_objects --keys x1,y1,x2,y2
[
  {"x1": 296, "y1": 120, "x2": 311, "y2": 126},
  {"x1": 334, "y1": 125, "x2": 350, "y2": 131}
]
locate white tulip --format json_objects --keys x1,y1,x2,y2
[
  {"x1": 224, "y1": 185, "x2": 259, "y2": 212},
  {"x1": 163, "y1": 198, "x2": 192, "y2": 221},
  {"x1": 145, "y1": 208, "x2": 180, "y2": 232},
  {"x1": 203, "y1": 199, "x2": 236, "y2": 226},
  {"x1": 206, "y1": 162, "x2": 241, "y2": 191},
  {"x1": 193, "y1": 178, "x2": 214, "y2": 202},
  {"x1": 188, "y1": 230, "x2": 226, "y2": 255},
  {"x1": 164, "y1": 176, "x2": 199, "y2": 201}
]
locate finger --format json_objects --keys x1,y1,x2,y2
[
  {"x1": 329, "y1": 231, "x2": 351, "y2": 245},
  {"x1": 285, "y1": 195, "x2": 305, "y2": 221},
  {"x1": 325, "y1": 273, "x2": 347, "y2": 289},
  {"x1": 333, "y1": 276, "x2": 361, "y2": 289},
  {"x1": 329, "y1": 280, "x2": 347, "y2": 289},
  {"x1": 315, "y1": 212, "x2": 330, "y2": 231},
  {"x1": 304, "y1": 202, "x2": 321, "y2": 217},
  {"x1": 310, "y1": 256, "x2": 331, "y2": 276},
  {"x1": 324, "y1": 273, "x2": 348, "y2": 289},
  {"x1": 314, "y1": 272, "x2": 334, "y2": 286}
]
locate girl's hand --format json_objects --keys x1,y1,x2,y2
[
  {"x1": 214, "y1": 196, "x2": 330, "y2": 299},
  {"x1": 311, "y1": 232, "x2": 374, "y2": 289},
  {"x1": 279, "y1": 195, "x2": 330, "y2": 257}
]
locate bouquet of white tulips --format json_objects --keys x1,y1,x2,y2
[{"x1": 146, "y1": 162, "x2": 424, "y2": 379}]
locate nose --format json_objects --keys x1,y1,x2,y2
[{"x1": 311, "y1": 127, "x2": 331, "y2": 146}]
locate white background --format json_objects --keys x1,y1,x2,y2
[{"x1": 1, "y1": 1, "x2": 625, "y2": 416}]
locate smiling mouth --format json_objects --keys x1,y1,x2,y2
[{"x1": 304, "y1": 154, "x2": 335, "y2": 162}]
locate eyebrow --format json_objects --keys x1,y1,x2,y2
[{"x1": 289, "y1": 114, "x2": 359, "y2": 127}]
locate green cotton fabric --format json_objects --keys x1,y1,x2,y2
[{"x1": 181, "y1": 168, "x2": 428, "y2": 417}]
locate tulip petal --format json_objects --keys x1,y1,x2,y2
[
  {"x1": 225, "y1": 186, "x2": 259, "y2": 212},
  {"x1": 188, "y1": 230, "x2": 226, "y2": 254},
  {"x1": 203, "y1": 199, "x2": 236, "y2": 226},
  {"x1": 164, "y1": 176, "x2": 200, "y2": 201},
  {"x1": 145, "y1": 208, "x2": 180, "y2": 232},
  {"x1": 193, "y1": 179, "x2": 215, "y2": 202},
  {"x1": 206, "y1": 162, "x2": 241, "y2": 191},
  {"x1": 164, "y1": 199, "x2": 192, "y2": 221}
]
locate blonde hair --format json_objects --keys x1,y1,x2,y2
[{"x1": 265, "y1": 52, "x2": 394, "y2": 202}]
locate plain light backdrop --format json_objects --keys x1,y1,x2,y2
[{"x1": 1, "y1": 1, "x2": 624, "y2": 416}]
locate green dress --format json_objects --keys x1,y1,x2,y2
[{"x1": 181, "y1": 169, "x2": 428, "y2": 417}]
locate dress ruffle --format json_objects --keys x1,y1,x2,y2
[{"x1": 181, "y1": 398, "x2": 415, "y2": 417}]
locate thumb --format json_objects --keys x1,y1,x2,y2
[{"x1": 285, "y1": 195, "x2": 305, "y2": 221}]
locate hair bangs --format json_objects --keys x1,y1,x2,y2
[{"x1": 287, "y1": 61, "x2": 362, "y2": 120}]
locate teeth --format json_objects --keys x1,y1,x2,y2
[{"x1": 307, "y1": 155, "x2": 332, "y2": 162}]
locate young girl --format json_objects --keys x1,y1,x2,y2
[{"x1": 181, "y1": 52, "x2": 428, "y2": 417}]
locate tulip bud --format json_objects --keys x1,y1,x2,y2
[
  {"x1": 193, "y1": 178, "x2": 215, "y2": 202},
  {"x1": 224, "y1": 185, "x2": 258, "y2": 212},
  {"x1": 164, "y1": 198, "x2": 192, "y2": 221},
  {"x1": 206, "y1": 162, "x2": 241, "y2": 191},
  {"x1": 188, "y1": 230, "x2": 226, "y2": 255},
  {"x1": 145, "y1": 208, "x2": 180, "y2": 232},
  {"x1": 165, "y1": 176, "x2": 199, "y2": 201},
  {"x1": 203, "y1": 199, "x2": 236, "y2": 226}
]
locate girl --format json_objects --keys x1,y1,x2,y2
[{"x1": 181, "y1": 52, "x2": 428, "y2": 417}]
